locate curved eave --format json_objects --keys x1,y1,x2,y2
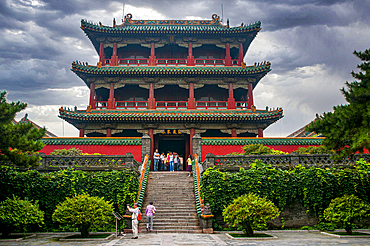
[
  {"x1": 81, "y1": 20, "x2": 261, "y2": 37},
  {"x1": 58, "y1": 109, "x2": 283, "y2": 125},
  {"x1": 71, "y1": 64, "x2": 271, "y2": 84}
]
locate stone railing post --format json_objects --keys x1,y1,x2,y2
[
  {"x1": 192, "y1": 133, "x2": 201, "y2": 160},
  {"x1": 290, "y1": 152, "x2": 299, "y2": 168},
  {"x1": 203, "y1": 153, "x2": 215, "y2": 171},
  {"x1": 141, "y1": 133, "x2": 151, "y2": 163}
]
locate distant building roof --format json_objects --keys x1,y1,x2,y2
[
  {"x1": 287, "y1": 115, "x2": 323, "y2": 138},
  {"x1": 15, "y1": 114, "x2": 58, "y2": 138}
]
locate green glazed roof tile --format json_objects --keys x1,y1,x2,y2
[{"x1": 201, "y1": 138, "x2": 324, "y2": 146}]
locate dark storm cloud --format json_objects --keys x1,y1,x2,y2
[{"x1": 0, "y1": 0, "x2": 369, "y2": 136}]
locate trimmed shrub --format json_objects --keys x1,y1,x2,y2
[
  {"x1": 0, "y1": 196, "x2": 44, "y2": 238},
  {"x1": 223, "y1": 193, "x2": 280, "y2": 236},
  {"x1": 324, "y1": 194, "x2": 370, "y2": 234},
  {"x1": 295, "y1": 146, "x2": 335, "y2": 154},
  {"x1": 52, "y1": 193, "x2": 113, "y2": 237}
]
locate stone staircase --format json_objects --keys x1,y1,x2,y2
[{"x1": 139, "y1": 171, "x2": 201, "y2": 233}]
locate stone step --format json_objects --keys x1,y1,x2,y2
[
  {"x1": 138, "y1": 225, "x2": 201, "y2": 230},
  {"x1": 139, "y1": 218, "x2": 199, "y2": 223},
  {"x1": 139, "y1": 221, "x2": 199, "y2": 227}
]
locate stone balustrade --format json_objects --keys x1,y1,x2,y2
[{"x1": 202, "y1": 153, "x2": 370, "y2": 172}]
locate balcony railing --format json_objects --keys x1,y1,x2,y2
[
  {"x1": 118, "y1": 58, "x2": 149, "y2": 66},
  {"x1": 102, "y1": 58, "x2": 240, "y2": 67},
  {"x1": 156, "y1": 101, "x2": 188, "y2": 109},
  {"x1": 95, "y1": 101, "x2": 108, "y2": 109},
  {"x1": 196, "y1": 101, "x2": 228, "y2": 109},
  {"x1": 156, "y1": 58, "x2": 187, "y2": 66},
  {"x1": 195, "y1": 59, "x2": 225, "y2": 66},
  {"x1": 115, "y1": 101, "x2": 148, "y2": 109},
  {"x1": 236, "y1": 101, "x2": 248, "y2": 109}
]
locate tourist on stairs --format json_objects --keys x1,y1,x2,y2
[
  {"x1": 187, "y1": 155, "x2": 193, "y2": 177},
  {"x1": 153, "y1": 149, "x2": 160, "y2": 171},
  {"x1": 127, "y1": 203, "x2": 140, "y2": 239},
  {"x1": 145, "y1": 201, "x2": 156, "y2": 232},
  {"x1": 168, "y1": 152, "x2": 174, "y2": 172}
]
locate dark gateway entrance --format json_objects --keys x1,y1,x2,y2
[{"x1": 154, "y1": 132, "x2": 190, "y2": 170}]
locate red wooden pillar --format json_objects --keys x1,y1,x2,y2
[
  {"x1": 247, "y1": 83, "x2": 254, "y2": 109},
  {"x1": 232, "y1": 129, "x2": 237, "y2": 137},
  {"x1": 148, "y1": 83, "x2": 155, "y2": 109},
  {"x1": 187, "y1": 42, "x2": 195, "y2": 66},
  {"x1": 190, "y1": 128, "x2": 195, "y2": 156},
  {"x1": 79, "y1": 129, "x2": 84, "y2": 137},
  {"x1": 99, "y1": 42, "x2": 105, "y2": 64},
  {"x1": 110, "y1": 43, "x2": 118, "y2": 66},
  {"x1": 108, "y1": 83, "x2": 115, "y2": 109},
  {"x1": 227, "y1": 83, "x2": 236, "y2": 109},
  {"x1": 188, "y1": 82, "x2": 195, "y2": 109},
  {"x1": 148, "y1": 42, "x2": 156, "y2": 66},
  {"x1": 89, "y1": 83, "x2": 96, "y2": 109},
  {"x1": 106, "y1": 129, "x2": 112, "y2": 137},
  {"x1": 258, "y1": 128, "x2": 263, "y2": 138},
  {"x1": 148, "y1": 129, "x2": 154, "y2": 170},
  {"x1": 238, "y1": 43, "x2": 243, "y2": 65},
  {"x1": 225, "y1": 43, "x2": 232, "y2": 66}
]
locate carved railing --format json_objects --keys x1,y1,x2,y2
[
  {"x1": 155, "y1": 101, "x2": 188, "y2": 109},
  {"x1": 136, "y1": 154, "x2": 150, "y2": 210},
  {"x1": 195, "y1": 101, "x2": 228, "y2": 109},
  {"x1": 202, "y1": 153, "x2": 370, "y2": 171},
  {"x1": 34, "y1": 153, "x2": 141, "y2": 172},
  {"x1": 192, "y1": 154, "x2": 203, "y2": 217}
]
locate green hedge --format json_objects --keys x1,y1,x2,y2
[
  {"x1": 200, "y1": 160, "x2": 370, "y2": 220},
  {"x1": 0, "y1": 166, "x2": 139, "y2": 231}
]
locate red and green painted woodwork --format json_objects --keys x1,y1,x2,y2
[
  {"x1": 40, "y1": 137, "x2": 142, "y2": 161},
  {"x1": 58, "y1": 109, "x2": 283, "y2": 125},
  {"x1": 200, "y1": 137, "x2": 324, "y2": 161}
]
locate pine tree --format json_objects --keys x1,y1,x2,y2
[
  {"x1": 306, "y1": 49, "x2": 370, "y2": 159},
  {"x1": 0, "y1": 91, "x2": 46, "y2": 167}
]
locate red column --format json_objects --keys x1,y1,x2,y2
[
  {"x1": 111, "y1": 43, "x2": 118, "y2": 66},
  {"x1": 99, "y1": 42, "x2": 105, "y2": 64},
  {"x1": 258, "y1": 128, "x2": 263, "y2": 138},
  {"x1": 225, "y1": 43, "x2": 232, "y2": 66},
  {"x1": 188, "y1": 82, "x2": 195, "y2": 109},
  {"x1": 108, "y1": 83, "x2": 115, "y2": 109},
  {"x1": 227, "y1": 83, "x2": 236, "y2": 109},
  {"x1": 148, "y1": 129, "x2": 154, "y2": 170},
  {"x1": 232, "y1": 129, "x2": 237, "y2": 137},
  {"x1": 190, "y1": 128, "x2": 195, "y2": 156},
  {"x1": 247, "y1": 83, "x2": 254, "y2": 109},
  {"x1": 148, "y1": 83, "x2": 155, "y2": 109},
  {"x1": 238, "y1": 43, "x2": 243, "y2": 65},
  {"x1": 148, "y1": 42, "x2": 156, "y2": 66},
  {"x1": 89, "y1": 83, "x2": 96, "y2": 109},
  {"x1": 79, "y1": 129, "x2": 84, "y2": 137},
  {"x1": 106, "y1": 129, "x2": 111, "y2": 137},
  {"x1": 187, "y1": 42, "x2": 195, "y2": 66}
]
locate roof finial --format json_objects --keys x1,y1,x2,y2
[{"x1": 113, "y1": 18, "x2": 116, "y2": 27}]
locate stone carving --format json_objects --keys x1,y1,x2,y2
[{"x1": 203, "y1": 204, "x2": 212, "y2": 215}]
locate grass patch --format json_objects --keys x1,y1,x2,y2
[
  {"x1": 229, "y1": 233, "x2": 273, "y2": 238},
  {"x1": 65, "y1": 233, "x2": 111, "y2": 239},
  {"x1": 328, "y1": 232, "x2": 370, "y2": 236}
]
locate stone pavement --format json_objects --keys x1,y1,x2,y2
[{"x1": 1, "y1": 231, "x2": 370, "y2": 246}]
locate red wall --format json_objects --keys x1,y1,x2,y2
[
  {"x1": 41, "y1": 145, "x2": 142, "y2": 162},
  {"x1": 201, "y1": 144, "x2": 321, "y2": 162}
]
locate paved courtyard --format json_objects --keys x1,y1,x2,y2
[{"x1": 1, "y1": 231, "x2": 370, "y2": 246}]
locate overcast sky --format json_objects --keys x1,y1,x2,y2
[{"x1": 1, "y1": 0, "x2": 369, "y2": 137}]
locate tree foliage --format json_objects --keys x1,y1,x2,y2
[
  {"x1": 295, "y1": 146, "x2": 335, "y2": 155},
  {"x1": 324, "y1": 194, "x2": 370, "y2": 235},
  {"x1": 0, "y1": 91, "x2": 46, "y2": 167},
  {"x1": 222, "y1": 193, "x2": 280, "y2": 236},
  {"x1": 306, "y1": 49, "x2": 370, "y2": 159},
  {"x1": 52, "y1": 193, "x2": 113, "y2": 237},
  {"x1": 0, "y1": 196, "x2": 44, "y2": 238}
]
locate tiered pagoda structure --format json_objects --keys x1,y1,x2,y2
[{"x1": 59, "y1": 14, "x2": 283, "y2": 159}]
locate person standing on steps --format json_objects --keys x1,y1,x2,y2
[
  {"x1": 145, "y1": 201, "x2": 156, "y2": 232},
  {"x1": 127, "y1": 203, "x2": 140, "y2": 239},
  {"x1": 187, "y1": 155, "x2": 193, "y2": 177},
  {"x1": 168, "y1": 151, "x2": 174, "y2": 172},
  {"x1": 160, "y1": 152, "x2": 165, "y2": 171},
  {"x1": 174, "y1": 153, "x2": 179, "y2": 171},
  {"x1": 153, "y1": 149, "x2": 160, "y2": 171}
]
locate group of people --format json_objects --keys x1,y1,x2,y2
[{"x1": 153, "y1": 149, "x2": 187, "y2": 172}]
